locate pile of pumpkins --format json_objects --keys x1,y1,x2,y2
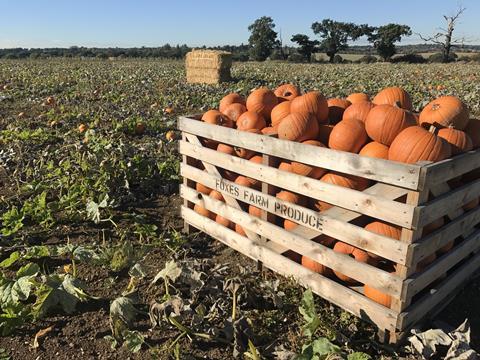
[{"x1": 194, "y1": 84, "x2": 479, "y2": 308}]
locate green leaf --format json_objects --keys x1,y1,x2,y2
[
  {"x1": 122, "y1": 330, "x2": 144, "y2": 353},
  {"x1": 104, "y1": 335, "x2": 118, "y2": 350},
  {"x1": 110, "y1": 296, "x2": 138, "y2": 327},
  {"x1": 348, "y1": 352, "x2": 372, "y2": 360},
  {"x1": 0, "y1": 252, "x2": 20, "y2": 268},
  {"x1": 299, "y1": 289, "x2": 320, "y2": 339},
  {"x1": 310, "y1": 337, "x2": 340, "y2": 356},
  {"x1": 24, "y1": 246, "x2": 50, "y2": 259},
  {"x1": 16, "y1": 263, "x2": 40, "y2": 278},
  {"x1": 152, "y1": 260, "x2": 182, "y2": 284},
  {"x1": 11, "y1": 276, "x2": 33, "y2": 302},
  {"x1": 32, "y1": 274, "x2": 92, "y2": 320}
]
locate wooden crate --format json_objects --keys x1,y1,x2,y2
[{"x1": 178, "y1": 115, "x2": 480, "y2": 343}]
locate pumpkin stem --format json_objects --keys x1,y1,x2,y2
[{"x1": 428, "y1": 124, "x2": 440, "y2": 134}]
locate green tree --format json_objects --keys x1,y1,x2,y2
[
  {"x1": 290, "y1": 34, "x2": 319, "y2": 62},
  {"x1": 368, "y1": 24, "x2": 412, "y2": 61},
  {"x1": 248, "y1": 16, "x2": 279, "y2": 61},
  {"x1": 311, "y1": 19, "x2": 372, "y2": 63}
]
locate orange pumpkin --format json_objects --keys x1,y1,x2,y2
[
  {"x1": 327, "y1": 98, "x2": 351, "y2": 124},
  {"x1": 277, "y1": 112, "x2": 319, "y2": 142},
  {"x1": 209, "y1": 190, "x2": 224, "y2": 202},
  {"x1": 388, "y1": 126, "x2": 452, "y2": 164},
  {"x1": 222, "y1": 103, "x2": 246, "y2": 122},
  {"x1": 333, "y1": 242, "x2": 370, "y2": 284},
  {"x1": 291, "y1": 140, "x2": 326, "y2": 179},
  {"x1": 234, "y1": 129, "x2": 260, "y2": 159},
  {"x1": 194, "y1": 204, "x2": 215, "y2": 220},
  {"x1": 249, "y1": 155, "x2": 263, "y2": 164},
  {"x1": 201, "y1": 110, "x2": 234, "y2": 128},
  {"x1": 236, "y1": 111, "x2": 266, "y2": 131},
  {"x1": 248, "y1": 205, "x2": 262, "y2": 218},
  {"x1": 235, "y1": 223, "x2": 246, "y2": 236},
  {"x1": 372, "y1": 87, "x2": 413, "y2": 111},
  {"x1": 261, "y1": 126, "x2": 278, "y2": 135},
  {"x1": 365, "y1": 221, "x2": 401, "y2": 259},
  {"x1": 274, "y1": 84, "x2": 301, "y2": 102},
  {"x1": 246, "y1": 88, "x2": 278, "y2": 120},
  {"x1": 215, "y1": 214, "x2": 233, "y2": 229},
  {"x1": 271, "y1": 101, "x2": 291, "y2": 127},
  {"x1": 464, "y1": 119, "x2": 480, "y2": 148},
  {"x1": 328, "y1": 119, "x2": 368, "y2": 153},
  {"x1": 359, "y1": 142, "x2": 389, "y2": 159},
  {"x1": 290, "y1": 91, "x2": 329, "y2": 125},
  {"x1": 312, "y1": 172, "x2": 369, "y2": 211},
  {"x1": 419, "y1": 96, "x2": 470, "y2": 130},
  {"x1": 346, "y1": 92, "x2": 370, "y2": 104},
  {"x1": 301, "y1": 256, "x2": 328, "y2": 275},
  {"x1": 216, "y1": 143, "x2": 235, "y2": 155},
  {"x1": 437, "y1": 127, "x2": 473, "y2": 155},
  {"x1": 196, "y1": 182, "x2": 212, "y2": 195},
  {"x1": 278, "y1": 161, "x2": 294, "y2": 173},
  {"x1": 364, "y1": 284, "x2": 391, "y2": 307},
  {"x1": 235, "y1": 175, "x2": 260, "y2": 190},
  {"x1": 219, "y1": 93, "x2": 246, "y2": 113},
  {"x1": 365, "y1": 104, "x2": 416, "y2": 146},
  {"x1": 342, "y1": 101, "x2": 375, "y2": 123}
]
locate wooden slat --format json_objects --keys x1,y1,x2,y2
[
  {"x1": 178, "y1": 116, "x2": 422, "y2": 190},
  {"x1": 291, "y1": 184, "x2": 408, "y2": 240},
  {"x1": 179, "y1": 140, "x2": 415, "y2": 228},
  {"x1": 411, "y1": 206, "x2": 480, "y2": 265},
  {"x1": 181, "y1": 164, "x2": 409, "y2": 264},
  {"x1": 182, "y1": 206, "x2": 398, "y2": 330},
  {"x1": 183, "y1": 133, "x2": 266, "y2": 245},
  {"x1": 422, "y1": 150, "x2": 480, "y2": 187},
  {"x1": 390, "y1": 188, "x2": 429, "y2": 341},
  {"x1": 404, "y1": 228, "x2": 480, "y2": 299},
  {"x1": 181, "y1": 185, "x2": 404, "y2": 297},
  {"x1": 398, "y1": 251, "x2": 480, "y2": 329},
  {"x1": 416, "y1": 179, "x2": 480, "y2": 227}
]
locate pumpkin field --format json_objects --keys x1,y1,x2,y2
[{"x1": 1, "y1": 58, "x2": 480, "y2": 359}]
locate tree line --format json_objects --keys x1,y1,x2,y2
[
  {"x1": 247, "y1": 9, "x2": 467, "y2": 63},
  {"x1": 0, "y1": 7, "x2": 471, "y2": 63}
]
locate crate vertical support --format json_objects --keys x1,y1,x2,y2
[
  {"x1": 258, "y1": 153, "x2": 277, "y2": 271},
  {"x1": 182, "y1": 132, "x2": 195, "y2": 234},
  {"x1": 388, "y1": 164, "x2": 430, "y2": 343}
]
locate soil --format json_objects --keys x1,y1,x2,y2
[{"x1": 0, "y1": 192, "x2": 478, "y2": 360}]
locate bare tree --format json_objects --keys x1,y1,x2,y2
[{"x1": 418, "y1": 6, "x2": 466, "y2": 62}]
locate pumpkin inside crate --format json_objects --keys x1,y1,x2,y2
[{"x1": 180, "y1": 83, "x2": 480, "y2": 344}]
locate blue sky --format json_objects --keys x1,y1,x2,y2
[{"x1": 1, "y1": 0, "x2": 479, "y2": 48}]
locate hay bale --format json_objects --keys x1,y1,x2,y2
[{"x1": 185, "y1": 50, "x2": 232, "y2": 84}]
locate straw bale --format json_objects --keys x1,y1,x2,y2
[{"x1": 186, "y1": 49, "x2": 232, "y2": 84}]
